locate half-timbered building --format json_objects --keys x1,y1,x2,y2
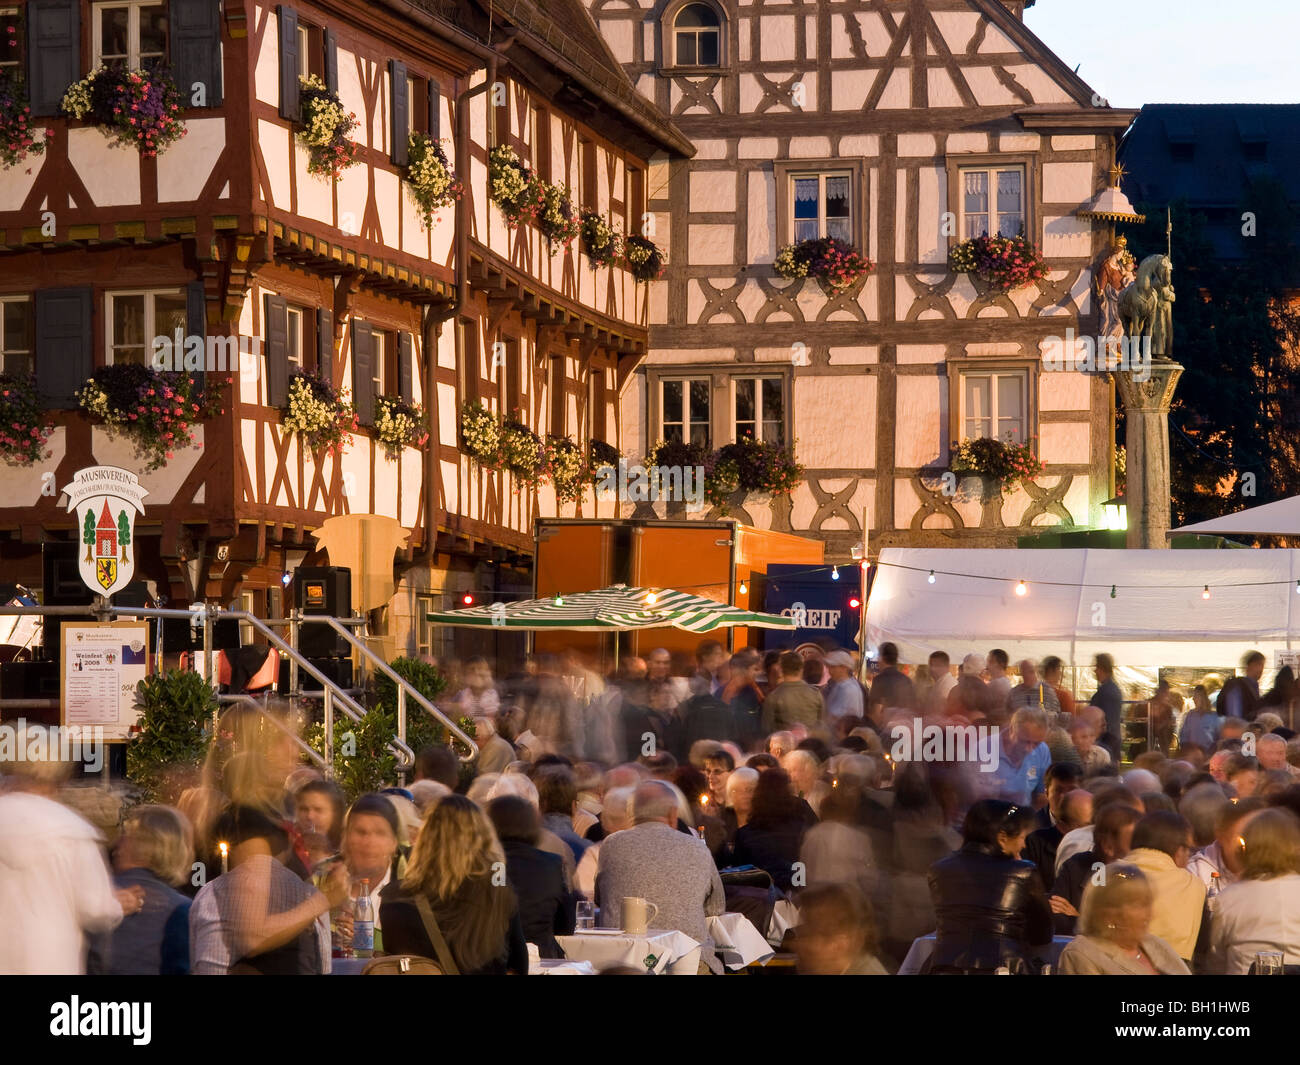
[
  {"x1": 587, "y1": 0, "x2": 1135, "y2": 557},
  {"x1": 0, "y1": 0, "x2": 689, "y2": 659}
]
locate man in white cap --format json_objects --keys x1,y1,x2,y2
[{"x1": 824, "y1": 650, "x2": 864, "y2": 722}]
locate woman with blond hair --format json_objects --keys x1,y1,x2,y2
[
  {"x1": 380, "y1": 795, "x2": 528, "y2": 974},
  {"x1": 1056, "y1": 863, "x2": 1189, "y2": 974},
  {"x1": 1208, "y1": 808, "x2": 1300, "y2": 974},
  {"x1": 89, "y1": 805, "x2": 195, "y2": 975}
]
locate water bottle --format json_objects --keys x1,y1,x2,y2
[
  {"x1": 352, "y1": 880, "x2": 375, "y2": 958},
  {"x1": 1206, "y1": 871, "x2": 1222, "y2": 914}
]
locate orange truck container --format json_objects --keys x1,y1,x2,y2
[{"x1": 533, "y1": 518, "x2": 823, "y2": 670}]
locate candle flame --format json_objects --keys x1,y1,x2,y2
[{"x1": 218, "y1": 841, "x2": 229, "y2": 856}]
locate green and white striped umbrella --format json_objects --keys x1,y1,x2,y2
[{"x1": 426, "y1": 584, "x2": 795, "y2": 633}]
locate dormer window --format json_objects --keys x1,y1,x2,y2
[{"x1": 674, "y1": 4, "x2": 720, "y2": 67}]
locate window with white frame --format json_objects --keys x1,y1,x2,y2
[
  {"x1": 734, "y1": 376, "x2": 784, "y2": 445},
  {"x1": 285, "y1": 305, "x2": 305, "y2": 373},
  {"x1": 372, "y1": 330, "x2": 387, "y2": 397},
  {"x1": 961, "y1": 369, "x2": 1028, "y2": 444},
  {"x1": 107, "y1": 289, "x2": 186, "y2": 365},
  {"x1": 0, "y1": 8, "x2": 22, "y2": 75},
  {"x1": 791, "y1": 172, "x2": 852, "y2": 243},
  {"x1": 960, "y1": 166, "x2": 1026, "y2": 239},
  {"x1": 93, "y1": 1, "x2": 168, "y2": 70},
  {"x1": 673, "y1": 4, "x2": 721, "y2": 67},
  {"x1": 0, "y1": 296, "x2": 32, "y2": 376},
  {"x1": 660, "y1": 377, "x2": 710, "y2": 449}
]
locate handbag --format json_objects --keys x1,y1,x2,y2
[{"x1": 360, "y1": 894, "x2": 459, "y2": 975}]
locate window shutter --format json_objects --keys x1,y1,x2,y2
[
  {"x1": 390, "y1": 60, "x2": 409, "y2": 166},
  {"x1": 398, "y1": 331, "x2": 414, "y2": 404},
  {"x1": 34, "y1": 288, "x2": 92, "y2": 410},
  {"x1": 170, "y1": 0, "x2": 223, "y2": 108},
  {"x1": 323, "y1": 29, "x2": 338, "y2": 95},
  {"x1": 187, "y1": 281, "x2": 207, "y2": 393},
  {"x1": 316, "y1": 308, "x2": 333, "y2": 383},
  {"x1": 277, "y1": 5, "x2": 299, "y2": 121},
  {"x1": 428, "y1": 81, "x2": 441, "y2": 140},
  {"x1": 352, "y1": 320, "x2": 375, "y2": 425},
  {"x1": 264, "y1": 294, "x2": 289, "y2": 407},
  {"x1": 26, "y1": 0, "x2": 80, "y2": 118}
]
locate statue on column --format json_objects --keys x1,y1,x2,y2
[
  {"x1": 1096, "y1": 235, "x2": 1136, "y2": 357},
  {"x1": 1119, "y1": 253, "x2": 1175, "y2": 357}
]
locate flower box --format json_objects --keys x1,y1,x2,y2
[
  {"x1": 374, "y1": 395, "x2": 428, "y2": 460},
  {"x1": 405, "y1": 132, "x2": 461, "y2": 229},
  {"x1": 0, "y1": 70, "x2": 48, "y2": 170},
  {"x1": 774, "y1": 237, "x2": 874, "y2": 294},
  {"x1": 580, "y1": 212, "x2": 621, "y2": 268},
  {"x1": 61, "y1": 66, "x2": 186, "y2": 158},
  {"x1": 0, "y1": 374, "x2": 54, "y2": 466},
  {"x1": 545, "y1": 435, "x2": 587, "y2": 503},
  {"x1": 488, "y1": 144, "x2": 544, "y2": 228},
  {"x1": 296, "y1": 75, "x2": 360, "y2": 180},
  {"x1": 460, "y1": 401, "x2": 502, "y2": 465},
  {"x1": 280, "y1": 371, "x2": 357, "y2": 455},
  {"x1": 623, "y1": 234, "x2": 666, "y2": 282},
  {"x1": 948, "y1": 233, "x2": 1049, "y2": 293},
  {"x1": 948, "y1": 435, "x2": 1043, "y2": 494}
]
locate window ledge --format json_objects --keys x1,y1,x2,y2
[{"x1": 658, "y1": 65, "x2": 728, "y2": 77}]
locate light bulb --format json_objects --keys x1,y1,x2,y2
[
  {"x1": 554, "y1": 596, "x2": 564, "y2": 606},
  {"x1": 849, "y1": 596, "x2": 861, "y2": 609},
  {"x1": 927, "y1": 570, "x2": 936, "y2": 584},
  {"x1": 1015, "y1": 579, "x2": 1027, "y2": 597},
  {"x1": 1202, "y1": 585, "x2": 1210, "y2": 600},
  {"x1": 646, "y1": 590, "x2": 658, "y2": 606},
  {"x1": 738, "y1": 581, "x2": 748, "y2": 595},
  {"x1": 462, "y1": 593, "x2": 474, "y2": 606},
  {"x1": 831, "y1": 566, "x2": 839, "y2": 581}
]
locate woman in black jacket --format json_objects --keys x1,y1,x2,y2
[
  {"x1": 732, "y1": 768, "x2": 817, "y2": 891},
  {"x1": 380, "y1": 795, "x2": 528, "y2": 974},
  {"x1": 486, "y1": 795, "x2": 575, "y2": 958},
  {"x1": 926, "y1": 799, "x2": 1053, "y2": 974}
]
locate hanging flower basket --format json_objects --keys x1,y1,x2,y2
[
  {"x1": 580, "y1": 212, "x2": 621, "y2": 267},
  {"x1": 545, "y1": 435, "x2": 587, "y2": 503},
  {"x1": 623, "y1": 234, "x2": 666, "y2": 282},
  {"x1": 61, "y1": 66, "x2": 186, "y2": 158},
  {"x1": 488, "y1": 144, "x2": 544, "y2": 228},
  {"x1": 77, "y1": 364, "x2": 223, "y2": 471},
  {"x1": 295, "y1": 74, "x2": 360, "y2": 180},
  {"x1": 374, "y1": 395, "x2": 428, "y2": 460},
  {"x1": 0, "y1": 70, "x2": 48, "y2": 170},
  {"x1": 0, "y1": 374, "x2": 55, "y2": 467},
  {"x1": 948, "y1": 435, "x2": 1043, "y2": 494},
  {"x1": 705, "y1": 438, "x2": 803, "y2": 510},
  {"x1": 460, "y1": 401, "x2": 502, "y2": 465},
  {"x1": 500, "y1": 419, "x2": 545, "y2": 486},
  {"x1": 280, "y1": 371, "x2": 357, "y2": 455},
  {"x1": 405, "y1": 132, "x2": 462, "y2": 229},
  {"x1": 537, "y1": 182, "x2": 581, "y2": 252},
  {"x1": 774, "y1": 237, "x2": 873, "y2": 294},
  {"x1": 948, "y1": 233, "x2": 1049, "y2": 293},
  {"x1": 588, "y1": 438, "x2": 621, "y2": 483}
]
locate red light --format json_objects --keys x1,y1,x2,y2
[
  {"x1": 849, "y1": 597, "x2": 861, "y2": 609},
  {"x1": 462, "y1": 593, "x2": 474, "y2": 606},
  {"x1": 860, "y1": 560, "x2": 870, "y2": 572}
]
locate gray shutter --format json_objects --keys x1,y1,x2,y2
[
  {"x1": 398, "y1": 331, "x2": 414, "y2": 404},
  {"x1": 277, "y1": 5, "x2": 299, "y2": 121},
  {"x1": 323, "y1": 29, "x2": 338, "y2": 94},
  {"x1": 316, "y1": 308, "x2": 333, "y2": 383},
  {"x1": 390, "y1": 60, "x2": 409, "y2": 166},
  {"x1": 170, "y1": 0, "x2": 223, "y2": 108},
  {"x1": 26, "y1": 0, "x2": 80, "y2": 118},
  {"x1": 34, "y1": 288, "x2": 93, "y2": 410},
  {"x1": 264, "y1": 294, "x2": 289, "y2": 407},
  {"x1": 428, "y1": 81, "x2": 441, "y2": 140},
  {"x1": 351, "y1": 320, "x2": 375, "y2": 425},
  {"x1": 186, "y1": 281, "x2": 207, "y2": 392}
]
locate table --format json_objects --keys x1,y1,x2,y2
[
  {"x1": 898, "y1": 934, "x2": 1073, "y2": 975},
  {"x1": 556, "y1": 929, "x2": 702, "y2": 974},
  {"x1": 709, "y1": 912, "x2": 774, "y2": 970}
]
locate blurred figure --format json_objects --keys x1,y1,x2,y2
[
  {"x1": 1025, "y1": 785, "x2": 1092, "y2": 892},
  {"x1": 782, "y1": 749, "x2": 829, "y2": 818},
  {"x1": 1008, "y1": 659, "x2": 1060, "y2": 714},
  {"x1": 1225, "y1": 754, "x2": 1261, "y2": 799},
  {"x1": 1089, "y1": 653, "x2": 1124, "y2": 761},
  {"x1": 1187, "y1": 797, "x2": 1266, "y2": 889},
  {"x1": 695, "y1": 640, "x2": 728, "y2": 697},
  {"x1": 794, "y1": 883, "x2": 887, "y2": 975},
  {"x1": 732, "y1": 768, "x2": 817, "y2": 892},
  {"x1": 453, "y1": 656, "x2": 501, "y2": 716},
  {"x1": 800, "y1": 786, "x2": 877, "y2": 902},
  {"x1": 985, "y1": 649, "x2": 1013, "y2": 710},
  {"x1": 487, "y1": 795, "x2": 575, "y2": 958},
  {"x1": 1217, "y1": 650, "x2": 1265, "y2": 720},
  {"x1": 923, "y1": 651, "x2": 956, "y2": 713},
  {"x1": 534, "y1": 765, "x2": 589, "y2": 865},
  {"x1": 292, "y1": 780, "x2": 345, "y2": 868},
  {"x1": 989, "y1": 708, "x2": 1052, "y2": 807},
  {"x1": 1041, "y1": 656, "x2": 1075, "y2": 714},
  {"x1": 1057, "y1": 863, "x2": 1190, "y2": 974},
  {"x1": 824, "y1": 650, "x2": 864, "y2": 721},
  {"x1": 1208, "y1": 808, "x2": 1300, "y2": 973},
  {"x1": 414, "y1": 744, "x2": 459, "y2": 790},
  {"x1": 409, "y1": 779, "x2": 452, "y2": 815},
  {"x1": 472, "y1": 715, "x2": 516, "y2": 776},
  {"x1": 1050, "y1": 803, "x2": 1142, "y2": 934},
  {"x1": 721, "y1": 652, "x2": 765, "y2": 748},
  {"x1": 721, "y1": 766, "x2": 760, "y2": 849},
  {"x1": 1070, "y1": 711, "x2": 1112, "y2": 774},
  {"x1": 338, "y1": 794, "x2": 402, "y2": 950},
  {"x1": 574, "y1": 786, "x2": 635, "y2": 899},
  {"x1": 1122, "y1": 811, "x2": 1204, "y2": 961},
  {"x1": 926, "y1": 800, "x2": 1051, "y2": 974},
  {"x1": 1179, "y1": 685, "x2": 1223, "y2": 751},
  {"x1": 89, "y1": 805, "x2": 194, "y2": 975},
  {"x1": 867, "y1": 642, "x2": 914, "y2": 724},
  {"x1": 762, "y1": 651, "x2": 823, "y2": 735},
  {"x1": 381, "y1": 796, "x2": 528, "y2": 974},
  {"x1": 768, "y1": 730, "x2": 796, "y2": 760},
  {"x1": 702, "y1": 747, "x2": 734, "y2": 810}
]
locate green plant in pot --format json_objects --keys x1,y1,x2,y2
[{"x1": 126, "y1": 669, "x2": 217, "y2": 802}]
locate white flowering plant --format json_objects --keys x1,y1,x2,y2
[
  {"x1": 281, "y1": 371, "x2": 357, "y2": 454},
  {"x1": 405, "y1": 133, "x2": 462, "y2": 229},
  {"x1": 580, "y1": 212, "x2": 620, "y2": 267},
  {"x1": 488, "y1": 144, "x2": 543, "y2": 228},
  {"x1": 460, "y1": 400, "x2": 502, "y2": 464},
  {"x1": 545, "y1": 435, "x2": 588, "y2": 503},
  {"x1": 297, "y1": 75, "x2": 359, "y2": 180},
  {"x1": 623, "y1": 234, "x2": 666, "y2": 282},
  {"x1": 500, "y1": 418, "x2": 545, "y2": 486},
  {"x1": 537, "y1": 182, "x2": 581, "y2": 252},
  {"x1": 374, "y1": 395, "x2": 428, "y2": 460}
]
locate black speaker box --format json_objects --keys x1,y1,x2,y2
[
  {"x1": 279, "y1": 657, "x2": 353, "y2": 693},
  {"x1": 295, "y1": 567, "x2": 351, "y2": 658},
  {"x1": 0, "y1": 660, "x2": 59, "y2": 724},
  {"x1": 40, "y1": 543, "x2": 94, "y2": 663}
]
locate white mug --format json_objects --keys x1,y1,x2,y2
[{"x1": 622, "y1": 896, "x2": 659, "y2": 936}]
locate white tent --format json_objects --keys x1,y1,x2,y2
[
  {"x1": 1169, "y1": 495, "x2": 1300, "y2": 538},
  {"x1": 865, "y1": 548, "x2": 1300, "y2": 669}
]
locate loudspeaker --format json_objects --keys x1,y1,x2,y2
[
  {"x1": 40, "y1": 542, "x2": 95, "y2": 663},
  {"x1": 295, "y1": 567, "x2": 351, "y2": 658},
  {"x1": 279, "y1": 657, "x2": 353, "y2": 693},
  {"x1": 111, "y1": 582, "x2": 157, "y2": 646},
  {"x1": 0, "y1": 660, "x2": 59, "y2": 724}
]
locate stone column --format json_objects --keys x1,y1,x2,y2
[{"x1": 1112, "y1": 359, "x2": 1183, "y2": 549}]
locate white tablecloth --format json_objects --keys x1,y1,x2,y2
[
  {"x1": 708, "y1": 912, "x2": 774, "y2": 970},
  {"x1": 557, "y1": 929, "x2": 702, "y2": 974},
  {"x1": 898, "y1": 934, "x2": 1073, "y2": 975}
]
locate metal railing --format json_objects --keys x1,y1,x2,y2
[{"x1": 218, "y1": 693, "x2": 328, "y2": 771}]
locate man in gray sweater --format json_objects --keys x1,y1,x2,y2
[{"x1": 595, "y1": 780, "x2": 726, "y2": 966}]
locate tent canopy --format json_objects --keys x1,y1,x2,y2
[
  {"x1": 1170, "y1": 495, "x2": 1300, "y2": 538},
  {"x1": 427, "y1": 584, "x2": 796, "y2": 633},
  {"x1": 866, "y1": 548, "x2": 1300, "y2": 668}
]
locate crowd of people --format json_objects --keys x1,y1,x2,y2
[{"x1": 3, "y1": 638, "x2": 1300, "y2": 976}]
